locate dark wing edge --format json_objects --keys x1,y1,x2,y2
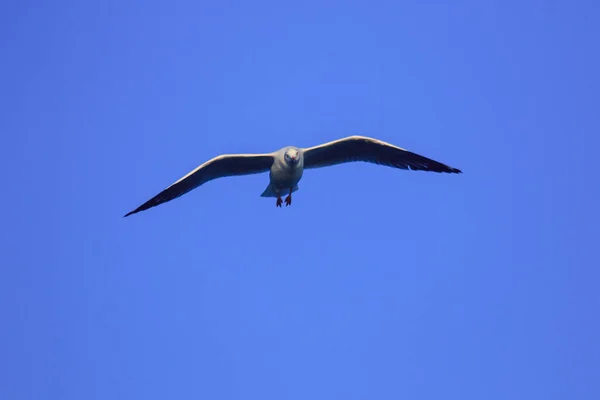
[
  {"x1": 302, "y1": 135, "x2": 462, "y2": 174},
  {"x1": 124, "y1": 153, "x2": 274, "y2": 217}
]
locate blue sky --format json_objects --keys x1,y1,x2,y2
[{"x1": 1, "y1": 0, "x2": 599, "y2": 399}]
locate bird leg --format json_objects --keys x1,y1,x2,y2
[
  {"x1": 284, "y1": 189, "x2": 292, "y2": 206},
  {"x1": 276, "y1": 190, "x2": 283, "y2": 207}
]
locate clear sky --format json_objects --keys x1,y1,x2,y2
[{"x1": 2, "y1": 1, "x2": 599, "y2": 399}]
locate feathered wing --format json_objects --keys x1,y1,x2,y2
[
  {"x1": 124, "y1": 153, "x2": 274, "y2": 217},
  {"x1": 302, "y1": 135, "x2": 462, "y2": 173}
]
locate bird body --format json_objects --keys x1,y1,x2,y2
[
  {"x1": 261, "y1": 146, "x2": 304, "y2": 199},
  {"x1": 124, "y1": 135, "x2": 461, "y2": 217}
]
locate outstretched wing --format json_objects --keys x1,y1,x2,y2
[
  {"x1": 302, "y1": 136, "x2": 461, "y2": 173},
  {"x1": 124, "y1": 153, "x2": 274, "y2": 217}
]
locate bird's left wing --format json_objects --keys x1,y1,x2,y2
[
  {"x1": 124, "y1": 153, "x2": 274, "y2": 217},
  {"x1": 302, "y1": 135, "x2": 462, "y2": 173}
]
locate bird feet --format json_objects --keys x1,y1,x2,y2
[{"x1": 275, "y1": 190, "x2": 292, "y2": 207}]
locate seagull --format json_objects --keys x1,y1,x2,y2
[{"x1": 124, "y1": 135, "x2": 461, "y2": 217}]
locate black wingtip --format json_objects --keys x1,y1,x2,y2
[
  {"x1": 123, "y1": 201, "x2": 155, "y2": 217},
  {"x1": 432, "y1": 164, "x2": 462, "y2": 174}
]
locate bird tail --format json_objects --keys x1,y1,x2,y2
[{"x1": 260, "y1": 184, "x2": 299, "y2": 197}]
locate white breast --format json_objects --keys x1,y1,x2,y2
[{"x1": 270, "y1": 158, "x2": 303, "y2": 187}]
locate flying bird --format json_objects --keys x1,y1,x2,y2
[{"x1": 124, "y1": 135, "x2": 461, "y2": 217}]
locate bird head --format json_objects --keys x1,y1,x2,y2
[{"x1": 284, "y1": 148, "x2": 300, "y2": 165}]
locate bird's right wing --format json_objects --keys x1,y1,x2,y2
[{"x1": 124, "y1": 153, "x2": 274, "y2": 217}]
